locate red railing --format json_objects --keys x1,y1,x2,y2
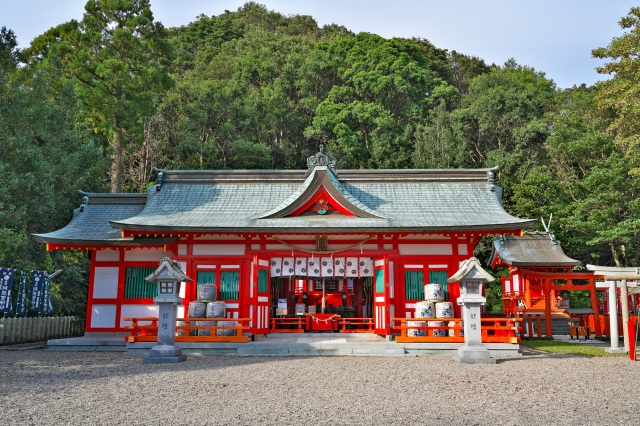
[
  {"x1": 336, "y1": 317, "x2": 375, "y2": 333},
  {"x1": 393, "y1": 317, "x2": 521, "y2": 344},
  {"x1": 124, "y1": 317, "x2": 250, "y2": 343},
  {"x1": 270, "y1": 316, "x2": 309, "y2": 333}
]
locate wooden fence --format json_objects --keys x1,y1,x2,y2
[{"x1": 0, "y1": 316, "x2": 84, "y2": 345}]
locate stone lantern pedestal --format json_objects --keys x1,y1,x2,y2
[
  {"x1": 142, "y1": 257, "x2": 193, "y2": 364},
  {"x1": 448, "y1": 257, "x2": 496, "y2": 364}
]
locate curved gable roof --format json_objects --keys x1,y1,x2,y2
[{"x1": 490, "y1": 232, "x2": 581, "y2": 268}]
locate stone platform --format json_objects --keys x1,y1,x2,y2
[{"x1": 46, "y1": 332, "x2": 521, "y2": 357}]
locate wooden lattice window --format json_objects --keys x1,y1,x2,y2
[
  {"x1": 405, "y1": 271, "x2": 424, "y2": 300},
  {"x1": 124, "y1": 267, "x2": 157, "y2": 299},
  {"x1": 220, "y1": 271, "x2": 239, "y2": 300}
]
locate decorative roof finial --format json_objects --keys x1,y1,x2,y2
[{"x1": 306, "y1": 144, "x2": 337, "y2": 176}]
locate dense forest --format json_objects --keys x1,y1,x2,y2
[{"x1": 1, "y1": 1, "x2": 639, "y2": 315}]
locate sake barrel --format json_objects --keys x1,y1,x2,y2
[
  {"x1": 188, "y1": 301, "x2": 206, "y2": 318},
  {"x1": 431, "y1": 320, "x2": 446, "y2": 337},
  {"x1": 435, "y1": 301, "x2": 454, "y2": 318},
  {"x1": 424, "y1": 283, "x2": 444, "y2": 302},
  {"x1": 407, "y1": 320, "x2": 427, "y2": 337},
  {"x1": 197, "y1": 320, "x2": 211, "y2": 336},
  {"x1": 177, "y1": 320, "x2": 185, "y2": 336},
  {"x1": 414, "y1": 301, "x2": 435, "y2": 318},
  {"x1": 197, "y1": 284, "x2": 217, "y2": 302},
  {"x1": 206, "y1": 301, "x2": 226, "y2": 318},
  {"x1": 216, "y1": 320, "x2": 236, "y2": 336},
  {"x1": 448, "y1": 320, "x2": 463, "y2": 337}
]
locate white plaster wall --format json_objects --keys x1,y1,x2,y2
[
  {"x1": 90, "y1": 304, "x2": 116, "y2": 328},
  {"x1": 398, "y1": 244, "x2": 453, "y2": 255},
  {"x1": 120, "y1": 304, "x2": 159, "y2": 327},
  {"x1": 92, "y1": 267, "x2": 119, "y2": 299},
  {"x1": 192, "y1": 244, "x2": 245, "y2": 255},
  {"x1": 95, "y1": 249, "x2": 120, "y2": 262},
  {"x1": 124, "y1": 248, "x2": 167, "y2": 262}
]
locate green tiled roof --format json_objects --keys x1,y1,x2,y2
[
  {"x1": 33, "y1": 193, "x2": 174, "y2": 247},
  {"x1": 489, "y1": 232, "x2": 581, "y2": 267},
  {"x1": 35, "y1": 166, "x2": 535, "y2": 247},
  {"x1": 110, "y1": 167, "x2": 533, "y2": 233}
]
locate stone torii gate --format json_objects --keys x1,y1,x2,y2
[{"x1": 586, "y1": 264, "x2": 640, "y2": 354}]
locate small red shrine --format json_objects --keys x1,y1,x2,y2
[
  {"x1": 489, "y1": 232, "x2": 603, "y2": 337},
  {"x1": 35, "y1": 147, "x2": 534, "y2": 336}
]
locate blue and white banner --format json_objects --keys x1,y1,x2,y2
[
  {"x1": 0, "y1": 268, "x2": 16, "y2": 313},
  {"x1": 30, "y1": 271, "x2": 46, "y2": 313},
  {"x1": 16, "y1": 272, "x2": 27, "y2": 315},
  {"x1": 42, "y1": 276, "x2": 53, "y2": 315}
]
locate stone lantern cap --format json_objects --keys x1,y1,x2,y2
[
  {"x1": 145, "y1": 257, "x2": 193, "y2": 283},
  {"x1": 448, "y1": 257, "x2": 494, "y2": 284}
]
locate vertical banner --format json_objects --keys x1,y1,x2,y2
[
  {"x1": 334, "y1": 257, "x2": 346, "y2": 277},
  {"x1": 281, "y1": 257, "x2": 295, "y2": 276},
  {"x1": 270, "y1": 258, "x2": 282, "y2": 278},
  {"x1": 307, "y1": 257, "x2": 320, "y2": 277},
  {"x1": 0, "y1": 268, "x2": 16, "y2": 313},
  {"x1": 346, "y1": 257, "x2": 359, "y2": 277},
  {"x1": 16, "y1": 272, "x2": 27, "y2": 315},
  {"x1": 30, "y1": 271, "x2": 46, "y2": 313},
  {"x1": 42, "y1": 275, "x2": 53, "y2": 315},
  {"x1": 294, "y1": 258, "x2": 307, "y2": 276},
  {"x1": 320, "y1": 257, "x2": 334, "y2": 278}
]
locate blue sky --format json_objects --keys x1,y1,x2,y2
[{"x1": 2, "y1": 0, "x2": 635, "y2": 88}]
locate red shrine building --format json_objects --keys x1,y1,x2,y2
[{"x1": 35, "y1": 147, "x2": 535, "y2": 336}]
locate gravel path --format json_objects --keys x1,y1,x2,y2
[{"x1": 0, "y1": 349, "x2": 638, "y2": 425}]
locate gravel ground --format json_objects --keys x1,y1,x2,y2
[{"x1": 0, "y1": 348, "x2": 638, "y2": 426}]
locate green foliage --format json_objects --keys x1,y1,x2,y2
[
  {"x1": 6, "y1": 2, "x2": 640, "y2": 316},
  {"x1": 25, "y1": 0, "x2": 174, "y2": 192}
]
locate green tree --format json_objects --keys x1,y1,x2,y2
[
  {"x1": 25, "y1": 0, "x2": 173, "y2": 193},
  {"x1": 593, "y1": 7, "x2": 640, "y2": 173}
]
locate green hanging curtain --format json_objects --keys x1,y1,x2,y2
[{"x1": 405, "y1": 271, "x2": 424, "y2": 300}]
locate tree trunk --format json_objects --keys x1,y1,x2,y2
[{"x1": 110, "y1": 129, "x2": 124, "y2": 193}]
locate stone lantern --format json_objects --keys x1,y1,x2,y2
[
  {"x1": 448, "y1": 257, "x2": 496, "y2": 364},
  {"x1": 143, "y1": 257, "x2": 193, "y2": 364}
]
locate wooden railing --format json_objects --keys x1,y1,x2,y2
[
  {"x1": 336, "y1": 317, "x2": 374, "y2": 333},
  {"x1": 270, "y1": 316, "x2": 309, "y2": 333},
  {"x1": 393, "y1": 317, "x2": 520, "y2": 344},
  {"x1": 124, "y1": 317, "x2": 250, "y2": 343}
]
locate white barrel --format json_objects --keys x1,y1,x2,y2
[
  {"x1": 188, "y1": 301, "x2": 206, "y2": 318},
  {"x1": 414, "y1": 301, "x2": 435, "y2": 318},
  {"x1": 206, "y1": 301, "x2": 226, "y2": 318},
  {"x1": 197, "y1": 320, "x2": 212, "y2": 336},
  {"x1": 448, "y1": 320, "x2": 463, "y2": 337},
  {"x1": 407, "y1": 320, "x2": 426, "y2": 337},
  {"x1": 177, "y1": 320, "x2": 185, "y2": 336},
  {"x1": 436, "y1": 302, "x2": 454, "y2": 318},
  {"x1": 431, "y1": 321, "x2": 446, "y2": 337},
  {"x1": 198, "y1": 284, "x2": 217, "y2": 302},
  {"x1": 216, "y1": 320, "x2": 236, "y2": 336},
  {"x1": 424, "y1": 283, "x2": 444, "y2": 302}
]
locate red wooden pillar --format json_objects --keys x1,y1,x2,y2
[
  {"x1": 544, "y1": 278, "x2": 552, "y2": 337},
  {"x1": 589, "y1": 277, "x2": 602, "y2": 337}
]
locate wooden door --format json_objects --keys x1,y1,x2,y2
[
  {"x1": 251, "y1": 256, "x2": 271, "y2": 335},
  {"x1": 373, "y1": 256, "x2": 391, "y2": 335}
]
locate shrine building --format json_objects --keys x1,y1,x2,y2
[{"x1": 35, "y1": 147, "x2": 535, "y2": 336}]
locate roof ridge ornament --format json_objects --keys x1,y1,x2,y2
[{"x1": 306, "y1": 144, "x2": 337, "y2": 177}]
